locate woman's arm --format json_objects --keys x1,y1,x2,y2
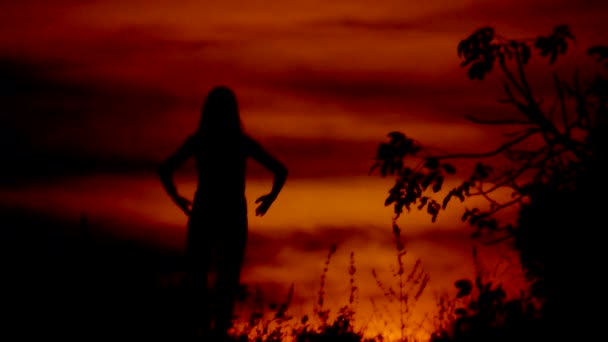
[
  {"x1": 246, "y1": 135, "x2": 288, "y2": 216},
  {"x1": 158, "y1": 135, "x2": 197, "y2": 216}
]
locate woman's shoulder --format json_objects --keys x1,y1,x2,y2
[
  {"x1": 240, "y1": 132, "x2": 253, "y2": 143},
  {"x1": 182, "y1": 132, "x2": 203, "y2": 148}
]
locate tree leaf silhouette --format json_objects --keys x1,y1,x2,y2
[
  {"x1": 442, "y1": 193, "x2": 453, "y2": 209},
  {"x1": 454, "y1": 308, "x2": 468, "y2": 316},
  {"x1": 377, "y1": 143, "x2": 391, "y2": 159},
  {"x1": 418, "y1": 196, "x2": 429, "y2": 210},
  {"x1": 442, "y1": 163, "x2": 457, "y2": 175},
  {"x1": 534, "y1": 25, "x2": 575, "y2": 64},
  {"x1": 432, "y1": 176, "x2": 444, "y2": 193},
  {"x1": 588, "y1": 45, "x2": 608, "y2": 68},
  {"x1": 521, "y1": 43, "x2": 531, "y2": 64},
  {"x1": 455, "y1": 279, "x2": 473, "y2": 298},
  {"x1": 425, "y1": 158, "x2": 440, "y2": 169}
]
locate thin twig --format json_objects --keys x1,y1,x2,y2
[
  {"x1": 465, "y1": 115, "x2": 533, "y2": 125},
  {"x1": 432, "y1": 128, "x2": 540, "y2": 160},
  {"x1": 515, "y1": 45, "x2": 534, "y2": 101},
  {"x1": 554, "y1": 73, "x2": 569, "y2": 136}
]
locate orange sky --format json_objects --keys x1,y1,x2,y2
[{"x1": 2, "y1": 0, "x2": 607, "y2": 340}]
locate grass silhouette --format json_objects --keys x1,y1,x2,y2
[{"x1": 224, "y1": 222, "x2": 432, "y2": 342}]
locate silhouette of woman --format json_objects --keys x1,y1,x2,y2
[{"x1": 158, "y1": 86, "x2": 288, "y2": 341}]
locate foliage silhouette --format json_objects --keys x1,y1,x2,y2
[
  {"x1": 372, "y1": 25, "x2": 607, "y2": 340},
  {"x1": 430, "y1": 248, "x2": 539, "y2": 342}
]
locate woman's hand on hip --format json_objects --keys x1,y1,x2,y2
[
  {"x1": 173, "y1": 195, "x2": 192, "y2": 217},
  {"x1": 255, "y1": 193, "x2": 276, "y2": 217}
]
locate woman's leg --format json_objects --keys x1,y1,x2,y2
[
  {"x1": 214, "y1": 223, "x2": 247, "y2": 341},
  {"x1": 189, "y1": 268, "x2": 210, "y2": 337},
  {"x1": 185, "y1": 224, "x2": 211, "y2": 339}
]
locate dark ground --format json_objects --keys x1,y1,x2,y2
[{"x1": 0, "y1": 208, "x2": 196, "y2": 341}]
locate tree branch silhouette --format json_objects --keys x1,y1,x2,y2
[{"x1": 372, "y1": 25, "x2": 607, "y2": 242}]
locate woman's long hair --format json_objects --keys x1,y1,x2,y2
[{"x1": 199, "y1": 86, "x2": 242, "y2": 142}]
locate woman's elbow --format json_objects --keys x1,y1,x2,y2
[
  {"x1": 279, "y1": 165, "x2": 288, "y2": 179},
  {"x1": 157, "y1": 162, "x2": 171, "y2": 181}
]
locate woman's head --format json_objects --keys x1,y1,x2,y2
[{"x1": 199, "y1": 86, "x2": 241, "y2": 137}]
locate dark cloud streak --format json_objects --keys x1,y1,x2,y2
[{"x1": 0, "y1": 57, "x2": 182, "y2": 184}]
